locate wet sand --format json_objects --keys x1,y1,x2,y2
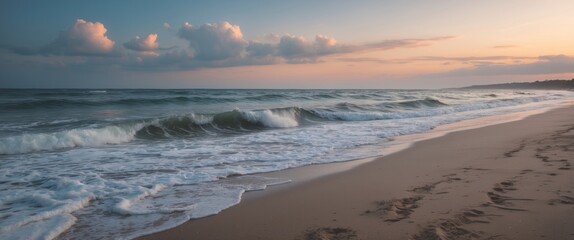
[{"x1": 140, "y1": 106, "x2": 574, "y2": 240}]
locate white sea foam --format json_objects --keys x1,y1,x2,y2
[
  {"x1": 0, "y1": 195, "x2": 92, "y2": 239},
  {"x1": 113, "y1": 184, "x2": 169, "y2": 215},
  {"x1": 0, "y1": 124, "x2": 143, "y2": 154},
  {"x1": 1, "y1": 214, "x2": 77, "y2": 240},
  {"x1": 313, "y1": 95, "x2": 557, "y2": 121},
  {"x1": 242, "y1": 109, "x2": 299, "y2": 128}
]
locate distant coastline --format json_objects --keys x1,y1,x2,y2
[{"x1": 463, "y1": 79, "x2": 574, "y2": 90}]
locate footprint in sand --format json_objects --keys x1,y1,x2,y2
[
  {"x1": 548, "y1": 196, "x2": 574, "y2": 205},
  {"x1": 504, "y1": 143, "x2": 525, "y2": 158},
  {"x1": 410, "y1": 183, "x2": 437, "y2": 194},
  {"x1": 366, "y1": 174, "x2": 464, "y2": 223},
  {"x1": 301, "y1": 227, "x2": 359, "y2": 240},
  {"x1": 412, "y1": 209, "x2": 494, "y2": 240},
  {"x1": 492, "y1": 180, "x2": 517, "y2": 193},
  {"x1": 485, "y1": 180, "x2": 533, "y2": 211},
  {"x1": 520, "y1": 169, "x2": 533, "y2": 175},
  {"x1": 364, "y1": 195, "x2": 423, "y2": 222},
  {"x1": 409, "y1": 174, "x2": 462, "y2": 194},
  {"x1": 366, "y1": 173, "x2": 469, "y2": 225}
]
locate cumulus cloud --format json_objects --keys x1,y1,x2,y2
[
  {"x1": 129, "y1": 49, "x2": 193, "y2": 70},
  {"x1": 246, "y1": 41, "x2": 275, "y2": 57},
  {"x1": 277, "y1": 35, "x2": 309, "y2": 58},
  {"x1": 314, "y1": 35, "x2": 337, "y2": 53},
  {"x1": 168, "y1": 21, "x2": 452, "y2": 68},
  {"x1": 123, "y1": 34, "x2": 159, "y2": 54},
  {"x1": 178, "y1": 22, "x2": 248, "y2": 61},
  {"x1": 274, "y1": 34, "x2": 339, "y2": 62},
  {"x1": 255, "y1": 33, "x2": 281, "y2": 43},
  {"x1": 2, "y1": 19, "x2": 453, "y2": 71},
  {"x1": 43, "y1": 19, "x2": 115, "y2": 56},
  {"x1": 2, "y1": 19, "x2": 116, "y2": 56}
]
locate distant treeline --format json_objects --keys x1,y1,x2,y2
[{"x1": 463, "y1": 79, "x2": 574, "y2": 90}]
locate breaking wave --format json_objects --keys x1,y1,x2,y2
[
  {"x1": 0, "y1": 124, "x2": 143, "y2": 154},
  {"x1": 0, "y1": 94, "x2": 556, "y2": 155},
  {"x1": 0, "y1": 108, "x2": 304, "y2": 154},
  {"x1": 135, "y1": 108, "x2": 304, "y2": 139}
]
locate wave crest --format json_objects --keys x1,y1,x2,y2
[
  {"x1": 0, "y1": 94, "x2": 558, "y2": 154},
  {"x1": 0, "y1": 108, "x2": 306, "y2": 154},
  {"x1": 0, "y1": 124, "x2": 142, "y2": 155},
  {"x1": 136, "y1": 108, "x2": 301, "y2": 139},
  {"x1": 242, "y1": 108, "x2": 299, "y2": 128}
]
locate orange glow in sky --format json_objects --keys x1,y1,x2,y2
[{"x1": 1, "y1": 0, "x2": 573, "y2": 88}]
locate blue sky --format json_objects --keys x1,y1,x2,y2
[{"x1": 1, "y1": 0, "x2": 573, "y2": 88}]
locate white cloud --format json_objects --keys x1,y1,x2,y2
[
  {"x1": 123, "y1": 34, "x2": 159, "y2": 54},
  {"x1": 2, "y1": 20, "x2": 452, "y2": 71},
  {"x1": 43, "y1": 19, "x2": 115, "y2": 56},
  {"x1": 171, "y1": 22, "x2": 358, "y2": 67},
  {"x1": 275, "y1": 34, "x2": 341, "y2": 62},
  {"x1": 178, "y1": 21, "x2": 248, "y2": 61},
  {"x1": 246, "y1": 41, "x2": 275, "y2": 57},
  {"x1": 277, "y1": 35, "x2": 310, "y2": 59},
  {"x1": 163, "y1": 22, "x2": 171, "y2": 29},
  {"x1": 254, "y1": 33, "x2": 281, "y2": 43},
  {"x1": 314, "y1": 35, "x2": 337, "y2": 54},
  {"x1": 131, "y1": 21, "x2": 453, "y2": 70}
]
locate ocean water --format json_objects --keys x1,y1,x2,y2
[{"x1": 0, "y1": 88, "x2": 572, "y2": 239}]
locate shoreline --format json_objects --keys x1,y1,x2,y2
[
  {"x1": 140, "y1": 105, "x2": 574, "y2": 240},
  {"x1": 257, "y1": 106, "x2": 559, "y2": 187}
]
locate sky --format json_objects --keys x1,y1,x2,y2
[{"x1": 1, "y1": 0, "x2": 573, "y2": 89}]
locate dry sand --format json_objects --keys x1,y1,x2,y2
[{"x1": 140, "y1": 106, "x2": 574, "y2": 240}]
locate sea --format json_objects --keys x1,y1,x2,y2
[{"x1": 0, "y1": 88, "x2": 572, "y2": 239}]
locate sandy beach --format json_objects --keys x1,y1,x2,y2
[{"x1": 140, "y1": 105, "x2": 574, "y2": 240}]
